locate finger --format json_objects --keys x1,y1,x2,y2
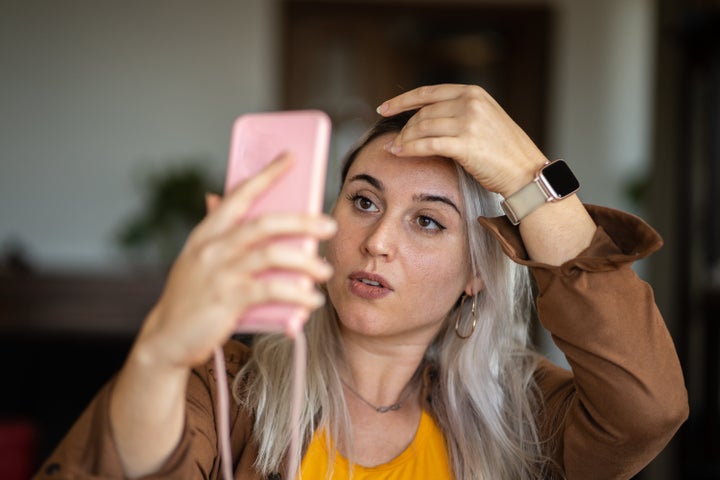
[
  {"x1": 391, "y1": 136, "x2": 465, "y2": 161},
  {"x1": 377, "y1": 84, "x2": 469, "y2": 116},
  {"x1": 225, "y1": 213, "x2": 337, "y2": 251},
  {"x1": 243, "y1": 277, "x2": 326, "y2": 311},
  {"x1": 205, "y1": 193, "x2": 222, "y2": 215},
  {"x1": 391, "y1": 116, "x2": 462, "y2": 149},
  {"x1": 204, "y1": 152, "x2": 294, "y2": 237},
  {"x1": 188, "y1": 213, "x2": 336, "y2": 273},
  {"x1": 400, "y1": 98, "x2": 465, "y2": 129},
  {"x1": 234, "y1": 243, "x2": 334, "y2": 282}
]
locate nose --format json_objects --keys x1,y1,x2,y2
[{"x1": 361, "y1": 216, "x2": 397, "y2": 260}]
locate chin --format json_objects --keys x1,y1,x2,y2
[{"x1": 336, "y1": 311, "x2": 390, "y2": 337}]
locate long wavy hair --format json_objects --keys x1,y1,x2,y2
[{"x1": 235, "y1": 111, "x2": 554, "y2": 479}]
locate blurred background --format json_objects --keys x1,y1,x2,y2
[{"x1": 0, "y1": 0, "x2": 718, "y2": 478}]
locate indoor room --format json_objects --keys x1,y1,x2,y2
[{"x1": 1, "y1": 0, "x2": 717, "y2": 478}]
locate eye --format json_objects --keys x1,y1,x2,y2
[
  {"x1": 416, "y1": 215, "x2": 445, "y2": 231},
  {"x1": 348, "y1": 194, "x2": 378, "y2": 212}
]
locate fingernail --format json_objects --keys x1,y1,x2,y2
[
  {"x1": 390, "y1": 145, "x2": 402, "y2": 155},
  {"x1": 312, "y1": 291, "x2": 326, "y2": 306},
  {"x1": 320, "y1": 261, "x2": 334, "y2": 277},
  {"x1": 376, "y1": 103, "x2": 388, "y2": 115},
  {"x1": 320, "y1": 218, "x2": 338, "y2": 233},
  {"x1": 205, "y1": 193, "x2": 217, "y2": 211},
  {"x1": 299, "y1": 276, "x2": 313, "y2": 290}
]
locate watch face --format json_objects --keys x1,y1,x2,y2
[{"x1": 541, "y1": 160, "x2": 580, "y2": 198}]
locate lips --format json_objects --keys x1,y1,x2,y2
[{"x1": 348, "y1": 271, "x2": 393, "y2": 299}]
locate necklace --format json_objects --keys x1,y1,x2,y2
[{"x1": 340, "y1": 377, "x2": 413, "y2": 413}]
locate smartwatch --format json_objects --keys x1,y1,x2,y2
[{"x1": 500, "y1": 159, "x2": 580, "y2": 225}]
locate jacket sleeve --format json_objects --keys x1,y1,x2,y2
[
  {"x1": 34, "y1": 341, "x2": 256, "y2": 479},
  {"x1": 478, "y1": 205, "x2": 689, "y2": 480}
]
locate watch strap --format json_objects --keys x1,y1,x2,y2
[{"x1": 500, "y1": 180, "x2": 548, "y2": 225}]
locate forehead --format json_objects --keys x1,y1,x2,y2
[{"x1": 346, "y1": 134, "x2": 461, "y2": 193}]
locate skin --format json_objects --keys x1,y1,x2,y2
[
  {"x1": 324, "y1": 139, "x2": 481, "y2": 465},
  {"x1": 377, "y1": 84, "x2": 596, "y2": 265},
  {"x1": 323, "y1": 85, "x2": 597, "y2": 466},
  {"x1": 109, "y1": 84, "x2": 597, "y2": 477},
  {"x1": 326, "y1": 138, "x2": 478, "y2": 343},
  {"x1": 110, "y1": 154, "x2": 337, "y2": 477}
]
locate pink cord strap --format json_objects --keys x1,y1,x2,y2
[
  {"x1": 213, "y1": 346, "x2": 234, "y2": 480},
  {"x1": 213, "y1": 330, "x2": 307, "y2": 480}
]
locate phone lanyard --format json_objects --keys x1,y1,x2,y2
[{"x1": 213, "y1": 330, "x2": 306, "y2": 480}]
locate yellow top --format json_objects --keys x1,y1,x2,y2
[{"x1": 299, "y1": 409, "x2": 453, "y2": 480}]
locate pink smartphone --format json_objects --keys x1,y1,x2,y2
[{"x1": 224, "y1": 110, "x2": 331, "y2": 334}]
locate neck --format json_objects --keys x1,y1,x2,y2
[{"x1": 339, "y1": 328, "x2": 428, "y2": 408}]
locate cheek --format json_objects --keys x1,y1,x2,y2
[
  {"x1": 408, "y1": 266, "x2": 467, "y2": 324},
  {"x1": 325, "y1": 208, "x2": 362, "y2": 267},
  {"x1": 325, "y1": 229, "x2": 350, "y2": 267},
  {"x1": 417, "y1": 259, "x2": 465, "y2": 289},
  {"x1": 325, "y1": 208, "x2": 348, "y2": 265},
  {"x1": 409, "y1": 248, "x2": 472, "y2": 298}
]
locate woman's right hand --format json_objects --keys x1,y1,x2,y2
[
  {"x1": 111, "y1": 152, "x2": 336, "y2": 478},
  {"x1": 133, "y1": 152, "x2": 336, "y2": 372}
]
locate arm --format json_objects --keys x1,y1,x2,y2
[
  {"x1": 480, "y1": 205, "x2": 688, "y2": 478},
  {"x1": 35, "y1": 340, "x2": 257, "y2": 479},
  {"x1": 35, "y1": 154, "x2": 335, "y2": 478},
  {"x1": 111, "y1": 154, "x2": 333, "y2": 476},
  {"x1": 377, "y1": 84, "x2": 596, "y2": 265},
  {"x1": 378, "y1": 84, "x2": 688, "y2": 477}
]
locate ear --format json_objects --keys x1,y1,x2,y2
[{"x1": 464, "y1": 275, "x2": 484, "y2": 296}]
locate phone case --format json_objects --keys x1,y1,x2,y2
[{"x1": 225, "y1": 110, "x2": 331, "y2": 334}]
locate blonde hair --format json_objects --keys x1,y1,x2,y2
[{"x1": 235, "y1": 112, "x2": 556, "y2": 478}]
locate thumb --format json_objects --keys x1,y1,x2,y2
[{"x1": 205, "y1": 193, "x2": 222, "y2": 216}]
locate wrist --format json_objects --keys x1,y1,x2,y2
[
  {"x1": 518, "y1": 195, "x2": 596, "y2": 265},
  {"x1": 498, "y1": 155, "x2": 549, "y2": 199},
  {"x1": 130, "y1": 308, "x2": 190, "y2": 379},
  {"x1": 111, "y1": 325, "x2": 189, "y2": 478},
  {"x1": 124, "y1": 345, "x2": 190, "y2": 396},
  {"x1": 500, "y1": 159, "x2": 580, "y2": 225}
]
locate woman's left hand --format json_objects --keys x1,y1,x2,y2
[{"x1": 377, "y1": 84, "x2": 548, "y2": 198}]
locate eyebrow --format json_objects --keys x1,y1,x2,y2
[
  {"x1": 348, "y1": 173, "x2": 383, "y2": 191},
  {"x1": 415, "y1": 194, "x2": 462, "y2": 216},
  {"x1": 348, "y1": 173, "x2": 462, "y2": 216}
]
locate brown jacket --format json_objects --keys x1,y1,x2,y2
[{"x1": 35, "y1": 206, "x2": 689, "y2": 479}]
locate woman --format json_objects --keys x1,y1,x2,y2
[{"x1": 37, "y1": 85, "x2": 688, "y2": 479}]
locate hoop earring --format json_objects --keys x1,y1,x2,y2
[{"x1": 454, "y1": 294, "x2": 477, "y2": 339}]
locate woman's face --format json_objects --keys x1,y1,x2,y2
[{"x1": 325, "y1": 133, "x2": 476, "y2": 343}]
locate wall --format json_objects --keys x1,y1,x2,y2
[
  {"x1": 538, "y1": 0, "x2": 656, "y2": 367},
  {"x1": 0, "y1": 0, "x2": 654, "y2": 273},
  {"x1": 549, "y1": 0, "x2": 655, "y2": 214},
  {"x1": 0, "y1": 0, "x2": 279, "y2": 270}
]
